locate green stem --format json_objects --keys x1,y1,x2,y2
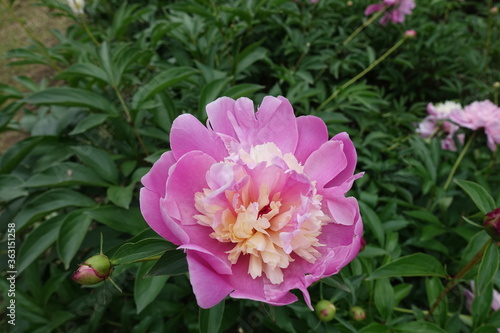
[
  {"x1": 443, "y1": 131, "x2": 477, "y2": 190},
  {"x1": 426, "y1": 239, "x2": 492, "y2": 321},
  {"x1": 80, "y1": 14, "x2": 99, "y2": 46},
  {"x1": 395, "y1": 307, "x2": 472, "y2": 324},
  {"x1": 2, "y1": 0, "x2": 62, "y2": 72},
  {"x1": 316, "y1": 36, "x2": 407, "y2": 112},
  {"x1": 343, "y1": 7, "x2": 386, "y2": 46}
]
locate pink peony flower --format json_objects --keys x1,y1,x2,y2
[
  {"x1": 365, "y1": 0, "x2": 416, "y2": 25},
  {"x1": 140, "y1": 96, "x2": 363, "y2": 309},
  {"x1": 416, "y1": 101, "x2": 464, "y2": 151},
  {"x1": 450, "y1": 100, "x2": 500, "y2": 151}
]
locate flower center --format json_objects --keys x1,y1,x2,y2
[{"x1": 194, "y1": 143, "x2": 328, "y2": 284}]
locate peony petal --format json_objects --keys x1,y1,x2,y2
[
  {"x1": 186, "y1": 251, "x2": 233, "y2": 308},
  {"x1": 141, "y1": 151, "x2": 176, "y2": 197},
  {"x1": 326, "y1": 197, "x2": 358, "y2": 226},
  {"x1": 170, "y1": 113, "x2": 227, "y2": 161},
  {"x1": 179, "y1": 243, "x2": 232, "y2": 275},
  {"x1": 255, "y1": 96, "x2": 298, "y2": 154},
  {"x1": 164, "y1": 151, "x2": 216, "y2": 225},
  {"x1": 365, "y1": 3, "x2": 384, "y2": 16},
  {"x1": 294, "y1": 116, "x2": 329, "y2": 164},
  {"x1": 326, "y1": 132, "x2": 357, "y2": 187},
  {"x1": 304, "y1": 140, "x2": 347, "y2": 189},
  {"x1": 206, "y1": 97, "x2": 237, "y2": 138},
  {"x1": 140, "y1": 188, "x2": 183, "y2": 245}
]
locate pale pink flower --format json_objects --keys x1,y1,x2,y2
[
  {"x1": 416, "y1": 101, "x2": 464, "y2": 151},
  {"x1": 404, "y1": 30, "x2": 417, "y2": 38},
  {"x1": 450, "y1": 100, "x2": 500, "y2": 151},
  {"x1": 140, "y1": 96, "x2": 363, "y2": 309},
  {"x1": 365, "y1": 0, "x2": 416, "y2": 25}
]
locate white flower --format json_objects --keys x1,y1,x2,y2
[{"x1": 67, "y1": 0, "x2": 85, "y2": 15}]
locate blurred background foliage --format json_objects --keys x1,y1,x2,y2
[{"x1": 0, "y1": 0, "x2": 499, "y2": 332}]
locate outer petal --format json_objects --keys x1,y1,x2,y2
[
  {"x1": 170, "y1": 114, "x2": 228, "y2": 161},
  {"x1": 164, "y1": 151, "x2": 216, "y2": 225},
  {"x1": 294, "y1": 115, "x2": 329, "y2": 164},
  {"x1": 326, "y1": 196, "x2": 358, "y2": 226},
  {"x1": 141, "y1": 151, "x2": 176, "y2": 197},
  {"x1": 326, "y1": 132, "x2": 357, "y2": 188},
  {"x1": 255, "y1": 96, "x2": 298, "y2": 154},
  {"x1": 140, "y1": 188, "x2": 182, "y2": 245},
  {"x1": 304, "y1": 140, "x2": 347, "y2": 189},
  {"x1": 206, "y1": 97, "x2": 237, "y2": 138},
  {"x1": 365, "y1": 3, "x2": 384, "y2": 16},
  {"x1": 187, "y1": 251, "x2": 233, "y2": 309}
]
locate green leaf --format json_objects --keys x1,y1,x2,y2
[
  {"x1": 367, "y1": 253, "x2": 447, "y2": 280},
  {"x1": 475, "y1": 241, "x2": 499, "y2": 296},
  {"x1": 107, "y1": 185, "x2": 133, "y2": 209},
  {"x1": 359, "y1": 323, "x2": 391, "y2": 333},
  {"x1": 71, "y1": 146, "x2": 119, "y2": 185},
  {"x1": 134, "y1": 261, "x2": 169, "y2": 314},
  {"x1": 426, "y1": 277, "x2": 447, "y2": 326},
  {"x1": 0, "y1": 175, "x2": 27, "y2": 202},
  {"x1": 374, "y1": 278, "x2": 394, "y2": 320},
  {"x1": 145, "y1": 250, "x2": 188, "y2": 277},
  {"x1": 13, "y1": 189, "x2": 96, "y2": 231},
  {"x1": 132, "y1": 67, "x2": 199, "y2": 110},
  {"x1": 85, "y1": 206, "x2": 147, "y2": 234},
  {"x1": 23, "y1": 162, "x2": 111, "y2": 188},
  {"x1": 223, "y1": 84, "x2": 264, "y2": 99},
  {"x1": 57, "y1": 63, "x2": 109, "y2": 83},
  {"x1": 198, "y1": 77, "x2": 233, "y2": 116},
  {"x1": 17, "y1": 214, "x2": 65, "y2": 274},
  {"x1": 234, "y1": 43, "x2": 267, "y2": 75},
  {"x1": 111, "y1": 238, "x2": 175, "y2": 265},
  {"x1": 359, "y1": 201, "x2": 384, "y2": 246},
  {"x1": 472, "y1": 282, "x2": 493, "y2": 328},
  {"x1": 455, "y1": 179, "x2": 496, "y2": 215},
  {"x1": 25, "y1": 87, "x2": 117, "y2": 115},
  {"x1": 57, "y1": 211, "x2": 93, "y2": 269},
  {"x1": 69, "y1": 113, "x2": 110, "y2": 135},
  {"x1": 0, "y1": 136, "x2": 46, "y2": 174},
  {"x1": 199, "y1": 299, "x2": 225, "y2": 333},
  {"x1": 473, "y1": 326, "x2": 500, "y2": 333},
  {"x1": 395, "y1": 321, "x2": 447, "y2": 333}
]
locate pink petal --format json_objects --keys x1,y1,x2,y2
[
  {"x1": 170, "y1": 114, "x2": 227, "y2": 161},
  {"x1": 326, "y1": 196, "x2": 359, "y2": 226},
  {"x1": 254, "y1": 96, "x2": 298, "y2": 154},
  {"x1": 326, "y1": 132, "x2": 358, "y2": 188},
  {"x1": 304, "y1": 140, "x2": 347, "y2": 189},
  {"x1": 206, "y1": 97, "x2": 237, "y2": 138},
  {"x1": 164, "y1": 151, "x2": 216, "y2": 225},
  {"x1": 179, "y1": 243, "x2": 232, "y2": 275},
  {"x1": 365, "y1": 3, "x2": 384, "y2": 16},
  {"x1": 141, "y1": 151, "x2": 176, "y2": 197},
  {"x1": 139, "y1": 188, "x2": 183, "y2": 245},
  {"x1": 294, "y1": 116, "x2": 329, "y2": 164},
  {"x1": 186, "y1": 251, "x2": 233, "y2": 308}
]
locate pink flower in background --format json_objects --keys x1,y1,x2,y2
[
  {"x1": 365, "y1": 0, "x2": 416, "y2": 25},
  {"x1": 451, "y1": 100, "x2": 500, "y2": 151},
  {"x1": 464, "y1": 281, "x2": 500, "y2": 332},
  {"x1": 140, "y1": 96, "x2": 363, "y2": 309},
  {"x1": 416, "y1": 101, "x2": 464, "y2": 151}
]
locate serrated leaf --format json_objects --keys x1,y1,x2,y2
[
  {"x1": 455, "y1": 179, "x2": 496, "y2": 215},
  {"x1": 367, "y1": 253, "x2": 447, "y2": 280},
  {"x1": 25, "y1": 87, "x2": 117, "y2": 115},
  {"x1": 13, "y1": 189, "x2": 96, "y2": 231},
  {"x1": 57, "y1": 211, "x2": 93, "y2": 269},
  {"x1": 111, "y1": 238, "x2": 175, "y2": 265}
]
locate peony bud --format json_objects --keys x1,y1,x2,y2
[
  {"x1": 67, "y1": 0, "x2": 85, "y2": 15},
  {"x1": 347, "y1": 1, "x2": 353, "y2": 6},
  {"x1": 350, "y1": 306, "x2": 366, "y2": 321},
  {"x1": 315, "y1": 300, "x2": 336, "y2": 322},
  {"x1": 491, "y1": 7, "x2": 498, "y2": 14},
  {"x1": 72, "y1": 254, "x2": 113, "y2": 285},
  {"x1": 494, "y1": 82, "x2": 500, "y2": 89},
  {"x1": 404, "y1": 30, "x2": 417, "y2": 39},
  {"x1": 484, "y1": 208, "x2": 500, "y2": 242}
]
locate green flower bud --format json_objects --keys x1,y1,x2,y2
[
  {"x1": 484, "y1": 208, "x2": 500, "y2": 242},
  {"x1": 350, "y1": 306, "x2": 366, "y2": 321},
  {"x1": 72, "y1": 254, "x2": 113, "y2": 285},
  {"x1": 315, "y1": 300, "x2": 336, "y2": 322}
]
